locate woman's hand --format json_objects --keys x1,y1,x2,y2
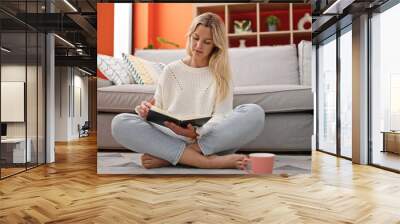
[
  {"x1": 164, "y1": 122, "x2": 198, "y2": 139},
  {"x1": 135, "y1": 98, "x2": 155, "y2": 119}
]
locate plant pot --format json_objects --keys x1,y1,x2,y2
[{"x1": 268, "y1": 24, "x2": 277, "y2": 32}]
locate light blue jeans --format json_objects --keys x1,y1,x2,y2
[{"x1": 111, "y1": 104, "x2": 265, "y2": 165}]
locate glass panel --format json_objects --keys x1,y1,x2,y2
[
  {"x1": 340, "y1": 28, "x2": 352, "y2": 158},
  {"x1": 391, "y1": 75, "x2": 400, "y2": 130},
  {"x1": 1, "y1": 30, "x2": 27, "y2": 177},
  {"x1": 27, "y1": 31, "x2": 38, "y2": 169},
  {"x1": 38, "y1": 32, "x2": 45, "y2": 165},
  {"x1": 318, "y1": 36, "x2": 337, "y2": 154},
  {"x1": 371, "y1": 4, "x2": 400, "y2": 171},
  {"x1": 0, "y1": 1, "x2": 46, "y2": 178}
]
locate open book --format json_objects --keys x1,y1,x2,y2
[{"x1": 147, "y1": 106, "x2": 211, "y2": 128}]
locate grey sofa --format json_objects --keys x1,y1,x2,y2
[{"x1": 97, "y1": 43, "x2": 313, "y2": 153}]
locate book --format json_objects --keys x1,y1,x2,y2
[{"x1": 147, "y1": 106, "x2": 211, "y2": 128}]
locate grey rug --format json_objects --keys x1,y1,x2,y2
[{"x1": 97, "y1": 152, "x2": 311, "y2": 175}]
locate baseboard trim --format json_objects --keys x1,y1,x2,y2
[{"x1": 97, "y1": 148, "x2": 311, "y2": 155}]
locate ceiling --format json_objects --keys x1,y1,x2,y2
[
  {"x1": 0, "y1": 0, "x2": 97, "y2": 73},
  {"x1": 311, "y1": 0, "x2": 390, "y2": 42}
]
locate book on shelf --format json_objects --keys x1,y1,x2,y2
[{"x1": 147, "y1": 106, "x2": 211, "y2": 128}]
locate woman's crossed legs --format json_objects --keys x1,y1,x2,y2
[
  {"x1": 141, "y1": 142, "x2": 247, "y2": 169},
  {"x1": 112, "y1": 104, "x2": 265, "y2": 169}
]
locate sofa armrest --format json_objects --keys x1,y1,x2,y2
[
  {"x1": 97, "y1": 78, "x2": 114, "y2": 89},
  {"x1": 298, "y1": 40, "x2": 312, "y2": 86}
]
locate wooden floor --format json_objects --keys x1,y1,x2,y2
[
  {"x1": 1, "y1": 167, "x2": 26, "y2": 178},
  {"x1": 1, "y1": 135, "x2": 400, "y2": 224},
  {"x1": 373, "y1": 150, "x2": 400, "y2": 171}
]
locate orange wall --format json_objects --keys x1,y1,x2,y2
[
  {"x1": 97, "y1": 3, "x2": 114, "y2": 79},
  {"x1": 133, "y1": 3, "x2": 193, "y2": 50},
  {"x1": 134, "y1": 3, "x2": 150, "y2": 50},
  {"x1": 97, "y1": 3, "x2": 114, "y2": 55}
]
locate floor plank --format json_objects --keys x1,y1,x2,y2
[
  {"x1": 0, "y1": 135, "x2": 399, "y2": 223},
  {"x1": 373, "y1": 150, "x2": 400, "y2": 171}
]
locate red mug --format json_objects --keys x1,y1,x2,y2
[{"x1": 246, "y1": 153, "x2": 275, "y2": 174}]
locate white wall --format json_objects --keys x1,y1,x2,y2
[
  {"x1": 1, "y1": 82, "x2": 25, "y2": 122},
  {"x1": 55, "y1": 66, "x2": 70, "y2": 141},
  {"x1": 113, "y1": 3, "x2": 132, "y2": 58},
  {"x1": 55, "y1": 67, "x2": 89, "y2": 141},
  {"x1": 72, "y1": 74, "x2": 89, "y2": 138},
  {"x1": 1, "y1": 66, "x2": 26, "y2": 132}
]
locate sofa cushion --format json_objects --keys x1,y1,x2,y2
[
  {"x1": 97, "y1": 54, "x2": 133, "y2": 85},
  {"x1": 135, "y1": 45, "x2": 300, "y2": 87},
  {"x1": 122, "y1": 53, "x2": 165, "y2": 84},
  {"x1": 97, "y1": 84, "x2": 156, "y2": 113},
  {"x1": 98, "y1": 84, "x2": 312, "y2": 114},
  {"x1": 233, "y1": 85, "x2": 313, "y2": 113},
  {"x1": 229, "y1": 45, "x2": 299, "y2": 86}
]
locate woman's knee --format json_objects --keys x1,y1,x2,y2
[
  {"x1": 241, "y1": 104, "x2": 264, "y2": 122},
  {"x1": 199, "y1": 104, "x2": 265, "y2": 153},
  {"x1": 242, "y1": 104, "x2": 265, "y2": 134},
  {"x1": 111, "y1": 113, "x2": 142, "y2": 138}
]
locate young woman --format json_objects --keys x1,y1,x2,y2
[{"x1": 112, "y1": 12, "x2": 265, "y2": 169}]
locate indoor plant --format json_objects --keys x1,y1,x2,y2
[
  {"x1": 234, "y1": 20, "x2": 252, "y2": 34},
  {"x1": 144, "y1": 37, "x2": 180, "y2": 49},
  {"x1": 266, "y1": 15, "x2": 280, "y2": 32}
]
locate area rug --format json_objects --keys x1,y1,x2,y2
[{"x1": 97, "y1": 152, "x2": 311, "y2": 175}]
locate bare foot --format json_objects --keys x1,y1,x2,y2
[
  {"x1": 236, "y1": 155, "x2": 250, "y2": 170},
  {"x1": 141, "y1": 153, "x2": 171, "y2": 169},
  {"x1": 207, "y1": 154, "x2": 248, "y2": 169}
]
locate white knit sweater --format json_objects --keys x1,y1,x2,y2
[{"x1": 153, "y1": 59, "x2": 233, "y2": 141}]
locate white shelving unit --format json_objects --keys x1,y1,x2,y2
[{"x1": 194, "y1": 3, "x2": 311, "y2": 48}]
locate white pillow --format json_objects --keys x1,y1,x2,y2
[
  {"x1": 298, "y1": 40, "x2": 312, "y2": 86},
  {"x1": 97, "y1": 54, "x2": 133, "y2": 85},
  {"x1": 229, "y1": 45, "x2": 300, "y2": 87}
]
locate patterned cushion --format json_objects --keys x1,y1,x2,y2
[
  {"x1": 122, "y1": 53, "x2": 165, "y2": 85},
  {"x1": 97, "y1": 54, "x2": 134, "y2": 85}
]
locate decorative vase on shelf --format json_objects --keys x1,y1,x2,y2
[
  {"x1": 297, "y1": 13, "x2": 312, "y2": 31},
  {"x1": 239, "y1": 39, "x2": 246, "y2": 48},
  {"x1": 234, "y1": 20, "x2": 252, "y2": 34}
]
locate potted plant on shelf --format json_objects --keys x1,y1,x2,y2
[
  {"x1": 234, "y1": 20, "x2": 252, "y2": 34},
  {"x1": 266, "y1": 15, "x2": 279, "y2": 32}
]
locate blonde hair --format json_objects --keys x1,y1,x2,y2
[{"x1": 185, "y1": 12, "x2": 232, "y2": 102}]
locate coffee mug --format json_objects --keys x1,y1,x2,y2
[{"x1": 245, "y1": 153, "x2": 275, "y2": 174}]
